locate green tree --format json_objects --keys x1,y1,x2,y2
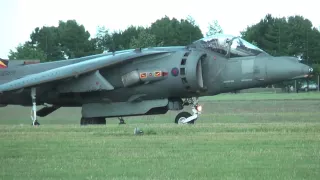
[
  {"x1": 129, "y1": 30, "x2": 161, "y2": 48},
  {"x1": 30, "y1": 26, "x2": 64, "y2": 61},
  {"x1": 241, "y1": 14, "x2": 284, "y2": 55},
  {"x1": 94, "y1": 26, "x2": 113, "y2": 52},
  {"x1": 101, "y1": 16, "x2": 203, "y2": 50},
  {"x1": 120, "y1": 25, "x2": 146, "y2": 49},
  {"x1": 8, "y1": 42, "x2": 46, "y2": 61},
  {"x1": 95, "y1": 25, "x2": 146, "y2": 52},
  {"x1": 206, "y1": 20, "x2": 223, "y2": 37},
  {"x1": 179, "y1": 18, "x2": 203, "y2": 45},
  {"x1": 150, "y1": 16, "x2": 203, "y2": 46},
  {"x1": 28, "y1": 20, "x2": 97, "y2": 61},
  {"x1": 186, "y1": 15, "x2": 196, "y2": 26},
  {"x1": 241, "y1": 14, "x2": 320, "y2": 61},
  {"x1": 109, "y1": 31, "x2": 125, "y2": 51},
  {"x1": 286, "y1": 15, "x2": 313, "y2": 60},
  {"x1": 9, "y1": 16, "x2": 206, "y2": 61},
  {"x1": 58, "y1": 20, "x2": 96, "y2": 58},
  {"x1": 308, "y1": 28, "x2": 320, "y2": 65}
]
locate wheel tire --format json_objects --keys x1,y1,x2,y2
[
  {"x1": 31, "y1": 120, "x2": 40, "y2": 126},
  {"x1": 175, "y1": 112, "x2": 195, "y2": 124}
]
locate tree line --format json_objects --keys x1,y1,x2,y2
[
  {"x1": 241, "y1": 14, "x2": 320, "y2": 69},
  {"x1": 8, "y1": 16, "x2": 204, "y2": 61},
  {"x1": 8, "y1": 14, "x2": 320, "y2": 73}
]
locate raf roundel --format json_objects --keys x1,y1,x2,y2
[{"x1": 171, "y1": 67, "x2": 179, "y2": 76}]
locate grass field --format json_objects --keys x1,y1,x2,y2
[{"x1": 1, "y1": 93, "x2": 320, "y2": 179}]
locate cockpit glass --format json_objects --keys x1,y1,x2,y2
[{"x1": 192, "y1": 34, "x2": 266, "y2": 58}]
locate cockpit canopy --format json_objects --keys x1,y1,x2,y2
[{"x1": 191, "y1": 34, "x2": 267, "y2": 58}]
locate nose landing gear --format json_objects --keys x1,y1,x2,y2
[
  {"x1": 175, "y1": 97, "x2": 202, "y2": 124},
  {"x1": 118, "y1": 117, "x2": 126, "y2": 124},
  {"x1": 30, "y1": 87, "x2": 40, "y2": 126}
]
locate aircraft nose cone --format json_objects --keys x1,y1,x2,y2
[
  {"x1": 300, "y1": 63, "x2": 313, "y2": 78},
  {"x1": 309, "y1": 67, "x2": 314, "y2": 73},
  {"x1": 266, "y1": 56, "x2": 313, "y2": 82},
  {"x1": 302, "y1": 66, "x2": 313, "y2": 74}
]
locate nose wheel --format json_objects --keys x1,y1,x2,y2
[
  {"x1": 175, "y1": 112, "x2": 195, "y2": 124},
  {"x1": 118, "y1": 117, "x2": 126, "y2": 124},
  {"x1": 174, "y1": 97, "x2": 202, "y2": 124}
]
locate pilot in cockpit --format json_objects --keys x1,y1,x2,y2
[{"x1": 192, "y1": 34, "x2": 266, "y2": 58}]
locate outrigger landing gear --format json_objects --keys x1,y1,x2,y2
[
  {"x1": 118, "y1": 117, "x2": 126, "y2": 124},
  {"x1": 175, "y1": 97, "x2": 202, "y2": 124},
  {"x1": 30, "y1": 88, "x2": 40, "y2": 126}
]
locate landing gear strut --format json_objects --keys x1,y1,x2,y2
[
  {"x1": 30, "y1": 88, "x2": 40, "y2": 126},
  {"x1": 118, "y1": 117, "x2": 126, "y2": 124},
  {"x1": 175, "y1": 97, "x2": 202, "y2": 124}
]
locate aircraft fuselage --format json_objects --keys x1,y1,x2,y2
[{"x1": 0, "y1": 46, "x2": 312, "y2": 107}]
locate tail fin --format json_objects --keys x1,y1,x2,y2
[{"x1": 0, "y1": 58, "x2": 8, "y2": 69}]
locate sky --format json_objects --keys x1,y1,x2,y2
[{"x1": 0, "y1": 0, "x2": 319, "y2": 59}]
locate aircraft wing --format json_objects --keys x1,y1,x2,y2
[{"x1": 0, "y1": 49, "x2": 169, "y2": 93}]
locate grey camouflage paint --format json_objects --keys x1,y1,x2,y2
[{"x1": 0, "y1": 35, "x2": 312, "y2": 119}]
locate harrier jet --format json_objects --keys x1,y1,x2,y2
[{"x1": 0, "y1": 34, "x2": 313, "y2": 126}]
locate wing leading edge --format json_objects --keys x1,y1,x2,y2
[{"x1": 0, "y1": 50, "x2": 169, "y2": 93}]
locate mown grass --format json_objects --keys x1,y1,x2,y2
[
  {"x1": 1, "y1": 124, "x2": 319, "y2": 180},
  {"x1": 201, "y1": 92, "x2": 320, "y2": 101},
  {"x1": 0, "y1": 92, "x2": 320, "y2": 179}
]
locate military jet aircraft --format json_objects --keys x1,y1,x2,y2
[{"x1": 0, "y1": 34, "x2": 313, "y2": 126}]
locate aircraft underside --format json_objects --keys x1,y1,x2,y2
[{"x1": 31, "y1": 87, "x2": 203, "y2": 126}]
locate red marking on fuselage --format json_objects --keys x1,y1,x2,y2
[{"x1": 140, "y1": 73, "x2": 147, "y2": 78}]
